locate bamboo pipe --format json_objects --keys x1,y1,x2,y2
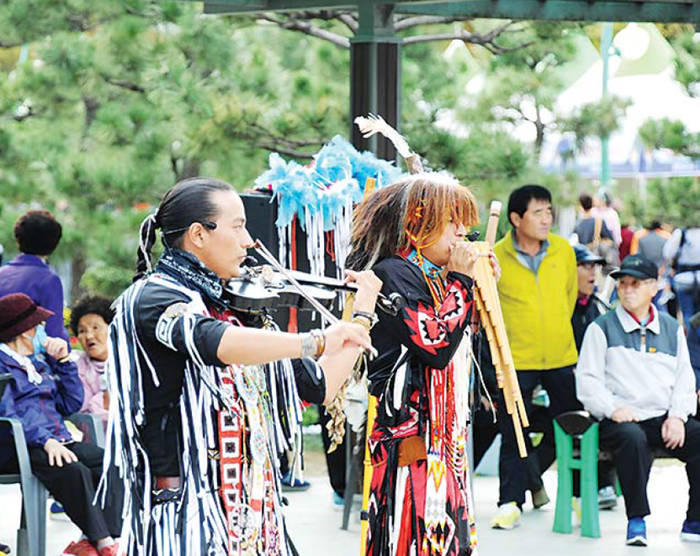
[{"x1": 473, "y1": 201, "x2": 529, "y2": 458}]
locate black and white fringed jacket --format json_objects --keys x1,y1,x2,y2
[{"x1": 98, "y1": 272, "x2": 321, "y2": 556}]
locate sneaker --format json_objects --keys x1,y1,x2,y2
[
  {"x1": 626, "y1": 517, "x2": 647, "y2": 547},
  {"x1": 332, "y1": 491, "x2": 345, "y2": 506},
  {"x1": 98, "y1": 542, "x2": 120, "y2": 556},
  {"x1": 572, "y1": 497, "x2": 582, "y2": 528},
  {"x1": 50, "y1": 500, "x2": 71, "y2": 522},
  {"x1": 62, "y1": 539, "x2": 99, "y2": 556},
  {"x1": 599, "y1": 486, "x2": 618, "y2": 510},
  {"x1": 681, "y1": 519, "x2": 700, "y2": 542},
  {"x1": 491, "y1": 502, "x2": 522, "y2": 530},
  {"x1": 532, "y1": 487, "x2": 550, "y2": 509},
  {"x1": 281, "y1": 472, "x2": 311, "y2": 492}
]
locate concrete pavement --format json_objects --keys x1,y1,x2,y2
[{"x1": 0, "y1": 459, "x2": 694, "y2": 555}]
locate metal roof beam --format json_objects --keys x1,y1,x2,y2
[
  {"x1": 201, "y1": 0, "x2": 700, "y2": 23},
  {"x1": 392, "y1": 1, "x2": 700, "y2": 24}
]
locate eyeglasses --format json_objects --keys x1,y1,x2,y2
[{"x1": 618, "y1": 279, "x2": 656, "y2": 290}]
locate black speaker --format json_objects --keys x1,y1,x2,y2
[{"x1": 241, "y1": 192, "x2": 343, "y2": 332}]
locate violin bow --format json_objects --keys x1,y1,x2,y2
[{"x1": 252, "y1": 239, "x2": 379, "y2": 358}]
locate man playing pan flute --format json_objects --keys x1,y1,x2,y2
[{"x1": 347, "y1": 173, "x2": 499, "y2": 556}]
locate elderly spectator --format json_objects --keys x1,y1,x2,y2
[
  {"x1": 70, "y1": 296, "x2": 114, "y2": 424},
  {"x1": 0, "y1": 293, "x2": 122, "y2": 556},
  {"x1": 0, "y1": 210, "x2": 69, "y2": 343},
  {"x1": 572, "y1": 244, "x2": 609, "y2": 352},
  {"x1": 492, "y1": 184, "x2": 580, "y2": 530},
  {"x1": 663, "y1": 226, "x2": 700, "y2": 328},
  {"x1": 576, "y1": 255, "x2": 700, "y2": 546}
]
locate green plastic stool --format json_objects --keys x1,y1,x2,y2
[{"x1": 552, "y1": 411, "x2": 601, "y2": 538}]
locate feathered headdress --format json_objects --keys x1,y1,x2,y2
[{"x1": 354, "y1": 114, "x2": 424, "y2": 175}]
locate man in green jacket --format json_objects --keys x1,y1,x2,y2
[{"x1": 491, "y1": 184, "x2": 580, "y2": 530}]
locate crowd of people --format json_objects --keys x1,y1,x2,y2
[
  {"x1": 0, "y1": 180, "x2": 699, "y2": 555},
  {"x1": 483, "y1": 188, "x2": 700, "y2": 548}
]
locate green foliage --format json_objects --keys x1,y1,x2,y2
[
  {"x1": 635, "y1": 31, "x2": 700, "y2": 173},
  {"x1": 642, "y1": 177, "x2": 700, "y2": 228},
  {"x1": 639, "y1": 117, "x2": 700, "y2": 160},
  {"x1": 673, "y1": 32, "x2": 700, "y2": 98},
  {"x1": 558, "y1": 95, "x2": 632, "y2": 151},
  {"x1": 0, "y1": 1, "x2": 349, "y2": 298},
  {"x1": 461, "y1": 22, "x2": 584, "y2": 157}
]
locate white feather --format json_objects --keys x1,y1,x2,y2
[{"x1": 354, "y1": 114, "x2": 413, "y2": 159}]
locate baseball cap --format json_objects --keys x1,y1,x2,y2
[
  {"x1": 573, "y1": 244, "x2": 604, "y2": 265},
  {"x1": 610, "y1": 254, "x2": 658, "y2": 280}
]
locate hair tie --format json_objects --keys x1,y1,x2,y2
[{"x1": 138, "y1": 213, "x2": 158, "y2": 274}]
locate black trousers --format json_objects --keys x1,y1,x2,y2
[
  {"x1": 1, "y1": 441, "x2": 123, "y2": 541},
  {"x1": 497, "y1": 366, "x2": 582, "y2": 507},
  {"x1": 599, "y1": 416, "x2": 700, "y2": 520},
  {"x1": 319, "y1": 405, "x2": 346, "y2": 497}
]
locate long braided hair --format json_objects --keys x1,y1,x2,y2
[
  {"x1": 134, "y1": 177, "x2": 233, "y2": 281},
  {"x1": 346, "y1": 173, "x2": 479, "y2": 271}
]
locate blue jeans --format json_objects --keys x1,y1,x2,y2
[{"x1": 676, "y1": 288, "x2": 700, "y2": 329}]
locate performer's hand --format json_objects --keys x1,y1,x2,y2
[
  {"x1": 323, "y1": 322, "x2": 373, "y2": 356},
  {"x1": 44, "y1": 438, "x2": 78, "y2": 467},
  {"x1": 345, "y1": 269, "x2": 383, "y2": 314},
  {"x1": 446, "y1": 241, "x2": 477, "y2": 278},
  {"x1": 662, "y1": 416, "x2": 685, "y2": 450},
  {"x1": 489, "y1": 251, "x2": 501, "y2": 282},
  {"x1": 44, "y1": 337, "x2": 69, "y2": 360},
  {"x1": 611, "y1": 407, "x2": 639, "y2": 423}
]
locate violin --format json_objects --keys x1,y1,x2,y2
[{"x1": 222, "y1": 242, "x2": 403, "y2": 317}]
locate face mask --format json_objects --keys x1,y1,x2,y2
[{"x1": 31, "y1": 324, "x2": 48, "y2": 355}]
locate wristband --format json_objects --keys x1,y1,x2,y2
[
  {"x1": 301, "y1": 330, "x2": 326, "y2": 360},
  {"x1": 351, "y1": 316, "x2": 371, "y2": 332},
  {"x1": 352, "y1": 310, "x2": 378, "y2": 329},
  {"x1": 310, "y1": 329, "x2": 326, "y2": 359}
]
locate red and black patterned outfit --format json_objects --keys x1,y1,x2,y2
[{"x1": 366, "y1": 255, "x2": 477, "y2": 556}]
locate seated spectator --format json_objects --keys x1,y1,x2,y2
[
  {"x1": 0, "y1": 210, "x2": 69, "y2": 343},
  {"x1": 686, "y1": 311, "x2": 700, "y2": 412},
  {"x1": 571, "y1": 244, "x2": 617, "y2": 509},
  {"x1": 572, "y1": 244, "x2": 609, "y2": 352},
  {"x1": 576, "y1": 255, "x2": 700, "y2": 546},
  {"x1": 0, "y1": 293, "x2": 122, "y2": 556},
  {"x1": 70, "y1": 296, "x2": 115, "y2": 425}
]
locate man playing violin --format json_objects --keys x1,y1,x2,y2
[
  {"x1": 104, "y1": 177, "x2": 381, "y2": 556},
  {"x1": 347, "y1": 173, "x2": 499, "y2": 556}
]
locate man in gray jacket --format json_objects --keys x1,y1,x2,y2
[{"x1": 576, "y1": 254, "x2": 700, "y2": 547}]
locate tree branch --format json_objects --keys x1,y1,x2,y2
[
  {"x1": 258, "y1": 143, "x2": 316, "y2": 159},
  {"x1": 395, "y1": 16, "x2": 477, "y2": 31},
  {"x1": 336, "y1": 13, "x2": 358, "y2": 33},
  {"x1": 101, "y1": 75, "x2": 146, "y2": 94},
  {"x1": 258, "y1": 15, "x2": 350, "y2": 48},
  {"x1": 403, "y1": 22, "x2": 532, "y2": 55}
]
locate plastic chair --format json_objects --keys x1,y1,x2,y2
[
  {"x1": 552, "y1": 410, "x2": 600, "y2": 538},
  {"x1": 0, "y1": 412, "x2": 105, "y2": 556},
  {"x1": 0, "y1": 417, "x2": 48, "y2": 556}
]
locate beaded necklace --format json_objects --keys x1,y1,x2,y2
[{"x1": 406, "y1": 248, "x2": 446, "y2": 310}]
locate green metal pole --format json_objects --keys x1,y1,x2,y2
[{"x1": 600, "y1": 22, "x2": 613, "y2": 194}]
